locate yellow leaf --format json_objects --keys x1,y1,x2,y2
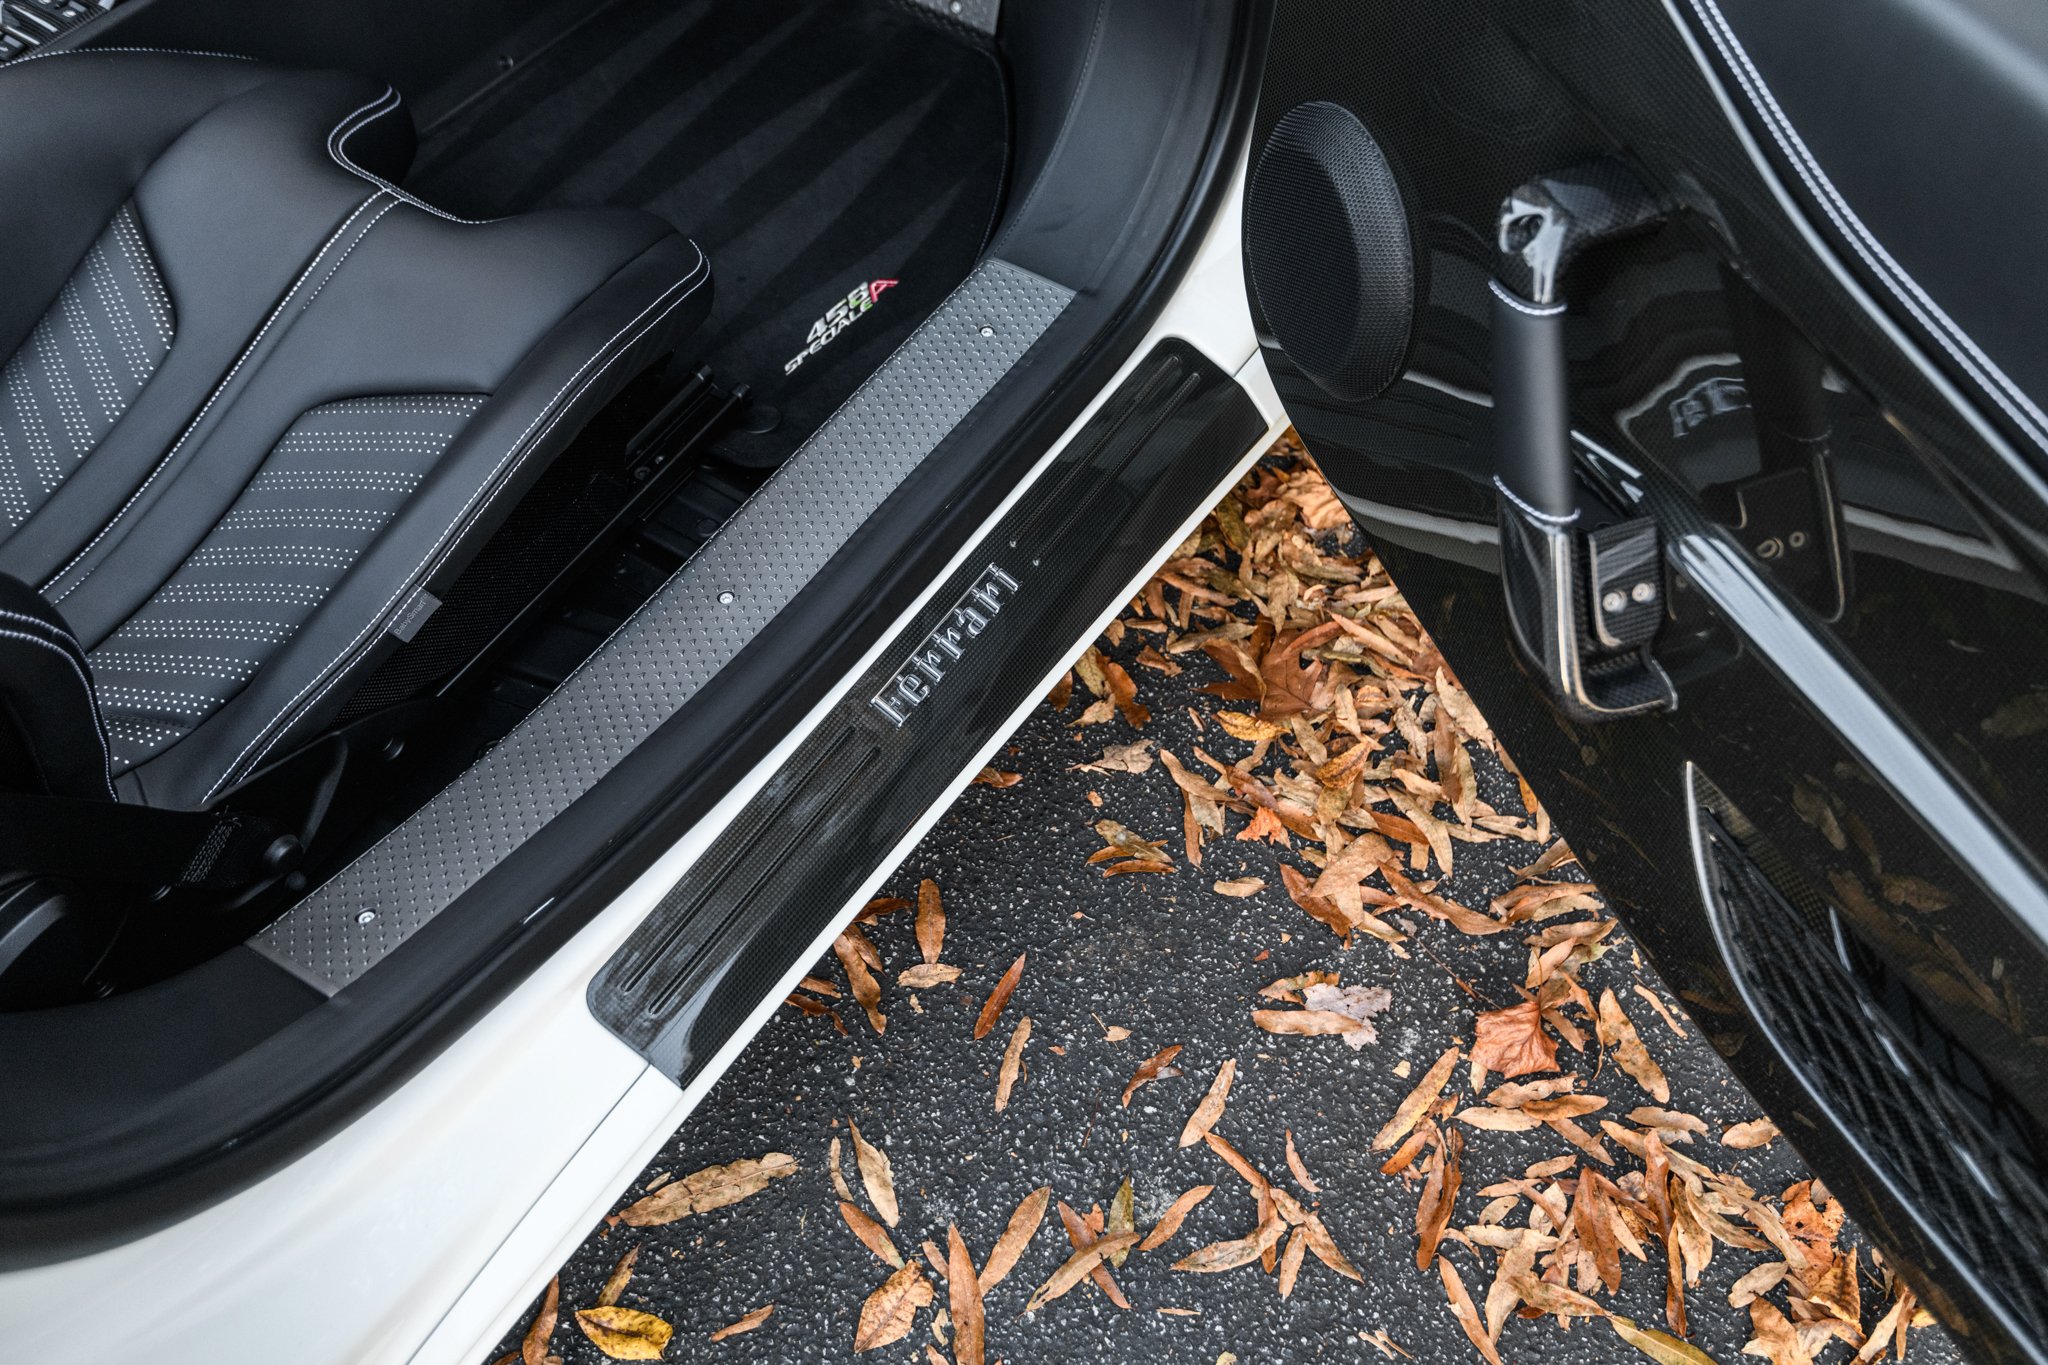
[{"x1": 574, "y1": 1306, "x2": 674, "y2": 1361}]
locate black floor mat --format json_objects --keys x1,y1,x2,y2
[{"x1": 408, "y1": 0, "x2": 1008, "y2": 467}]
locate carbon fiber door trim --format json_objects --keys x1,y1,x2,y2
[
  {"x1": 251, "y1": 259, "x2": 1073, "y2": 993},
  {"x1": 588, "y1": 338, "x2": 1266, "y2": 1079}
]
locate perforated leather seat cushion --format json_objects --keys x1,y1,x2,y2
[{"x1": 0, "y1": 52, "x2": 711, "y2": 809}]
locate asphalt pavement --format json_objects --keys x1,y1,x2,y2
[{"x1": 489, "y1": 463, "x2": 1961, "y2": 1365}]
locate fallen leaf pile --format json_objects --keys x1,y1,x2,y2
[{"x1": 503, "y1": 440, "x2": 1944, "y2": 1365}]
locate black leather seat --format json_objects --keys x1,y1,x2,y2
[{"x1": 0, "y1": 51, "x2": 710, "y2": 812}]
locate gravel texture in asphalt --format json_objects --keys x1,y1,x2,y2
[{"x1": 490, "y1": 457, "x2": 1959, "y2": 1365}]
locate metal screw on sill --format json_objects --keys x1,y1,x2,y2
[
  {"x1": 951, "y1": 1, "x2": 963, "y2": 11},
  {"x1": 1601, "y1": 590, "x2": 1626, "y2": 614},
  {"x1": 1630, "y1": 581, "x2": 1655, "y2": 604},
  {"x1": 356, "y1": 909, "x2": 378, "y2": 925},
  {"x1": 979, "y1": 325, "x2": 996, "y2": 338},
  {"x1": 717, "y1": 590, "x2": 736, "y2": 605}
]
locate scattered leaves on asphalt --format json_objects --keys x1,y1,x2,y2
[{"x1": 514, "y1": 442, "x2": 1943, "y2": 1365}]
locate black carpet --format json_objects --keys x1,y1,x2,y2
[{"x1": 408, "y1": 0, "x2": 1009, "y2": 467}]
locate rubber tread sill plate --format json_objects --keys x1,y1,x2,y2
[
  {"x1": 251, "y1": 258, "x2": 1072, "y2": 993},
  {"x1": 588, "y1": 337, "x2": 1267, "y2": 1079}
]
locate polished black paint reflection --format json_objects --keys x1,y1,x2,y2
[{"x1": 1252, "y1": 1, "x2": 2048, "y2": 1359}]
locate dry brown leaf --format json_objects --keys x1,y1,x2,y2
[
  {"x1": 850, "y1": 1123, "x2": 900, "y2": 1228},
  {"x1": 1203, "y1": 1131, "x2": 1272, "y2": 1192},
  {"x1": 575, "y1": 1307, "x2": 674, "y2": 1361},
  {"x1": 1633, "y1": 984, "x2": 1691, "y2": 1037},
  {"x1": 1723, "y1": 1119, "x2": 1780, "y2": 1150},
  {"x1": 835, "y1": 931, "x2": 886, "y2": 1035},
  {"x1": 616, "y1": 1153, "x2": 797, "y2": 1226},
  {"x1": 1371, "y1": 1046, "x2": 1461, "y2": 1151},
  {"x1": 708, "y1": 1305, "x2": 773, "y2": 1343},
  {"x1": 1121, "y1": 1043, "x2": 1184, "y2": 1106},
  {"x1": 916, "y1": 879, "x2": 945, "y2": 964},
  {"x1": 520, "y1": 1276, "x2": 559, "y2": 1365},
  {"x1": 995, "y1": 1016, "x2": 1032, "y2": 1111},
  {"x1": 1511, "y1": 1272, "x2": 1609, "y2": 1320},
  {"x1": 978, "y1": 1185, "x2": 1050, "y2": 1293},
  {"x1": 1598, "y1": 988, "x2": 1672, "y2": 1103},
  {"x1": 1024, "y1": 1232, "x2": 1141, "y2": 1312},
  {"x1": 947, "y1": 1226, "x2": 986, "y2": 1365},
  {"x1": 1138, "y1": 1185, "x2": 1215, "y2": 1251},
  {"x1": 1055, "y1": 1200, "x2": 1132, "y2": 1308},
  {"x1": 1729, "y1": 1261, "x2": 1790, "y2": 1308},
  {"x1": 829, "y1": 1136, "x2": 855, "y2": 1203},
  {"x1": 1439, "y1": 1257, "x2": 1505, "y2": 1365},
  {"x1": 1415, "y1": 1127, "x2": 1463, "y2": 1270},
  {"x1": 1285, "y1": 1129, "x2": 1321, "y2": 1195},
  {"x1": 597, "y1": 1245, "x2": 639, "y2": 1308},
  {"x1": 1472, "y1": 999, "x2": 1559, "y2": 1079},
  {"x1": 841, "y1": 1201, "x2": 905, "y2": 1268},
  {"x1": 1252, "y1": 1008, "x2": 1371, "y2": 1038},
  {"x1": 855, "y1": 1262, "x2": 934, "y2": 1352},
  {"x1": 1213, "y1": 877, "x2": 1266, "y2": 897},
  {"x1": 1172, "y1": 1215, "x2": 1288, "y2": 1272},
  {"x1": 1278, "y1": 1226, "x2": 1308, "y2": 1299},
  {"x1": 974, "y1": 953, "x2": 1027, "y2": 1040},
  {"x1": 1743, "y1": 1297, "x2": 1816, "y2": 1365},
  {"x1": 1216, "y1": 710, "x2": 1288, "y2": 742},
  {"x1": 1300, "y1": 1210, "x2": 1364, "y2": 1283},
  {"x1": 898, "y1": 962, "x2": 962, "y2": 989},
  {"x1": 1179, "y1": 1059, "x2": 1236, "y2": 1147}
]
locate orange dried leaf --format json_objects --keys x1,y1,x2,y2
[
  {"x1": 1472, "y1": 999, "x2": 1559, "y2": 1079},
  {"x1": 1024, "y1": 1232, "x2": 1140, "y2": 1313},
  {"x1": 978, "y1": 1185, "x2": 1050, "y2": 1293},
  {"x1": 616, "y1": 1153, "x2": 797, "y2": 1227},
  {"x1": 1371, "y1": 1046, "x2": 1461, "y2": 1151},
  {"x1": 1138, "y1": 1185, "x2": 1215, "y2": 1252},
  {"x1": 840, "y1": 1200, "x2": 904, "y2": 1269},
  {"x1": 854, "y1": 1262, "x2": 933, "y2": 1352},
  {"x1": 1121, "y1": 1043, "x2": 1184, "y2": 1106},
  {"x1": 947, "y1": 1225, "x2": 986, "y2": 1365},
  {"x1": 995, "y1": 1016, "x2": 1032, "y2": 1112},
  {"x1": 708, "y1": 1305, "x2": 773, "y2": 1343},
  {"x1": 1178, "y1": 1059, "x2": 1236, "y2": 1147},
  {"x1": 850, "y1": 1122, "x2": 900, "y2": 1227},
  {"x1": 1285, "y1": 1128, "x2": 1321, "y2": 1195},
  {"x1": 973, "y1": 953, "x2": 1027, "y2": 1040},
  {"x1": 520, "y1": 1276, "x2": 559, "y2": 1365},
  {"x1": 916, "y1": 879, "x2": 946, "y2": 964}
]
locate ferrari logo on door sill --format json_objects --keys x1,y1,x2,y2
[{"x1": 870, "y1": 564, "x2": 1021, "y2": 726}]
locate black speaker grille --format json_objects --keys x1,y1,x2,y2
[{"x1": 1246, "y1": 100, "x2": 1417, "y2": 404}]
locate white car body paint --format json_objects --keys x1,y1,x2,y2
[{"x1": 0, "y1": 156, "x2": 1282, "y2": 1365}]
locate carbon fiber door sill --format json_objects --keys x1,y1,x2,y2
[
  {"x1": 589, "y1": 338, "x2": 1266, "y2": 1078},
  {"x1": 252, "y1": 259, "x2": 1072, "y2": 993}
]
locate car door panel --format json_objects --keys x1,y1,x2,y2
[{"x1": 1246, "y1": 2, "x2": 2048, "y2": 1358}]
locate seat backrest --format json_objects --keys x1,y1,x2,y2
[{"x1": 0, "y1": 52, "x2": 413, "y2": 580}]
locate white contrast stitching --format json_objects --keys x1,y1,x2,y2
[
  {"x1": 1685, "y1": 0, "x2": 2048, "y2": 457},
  {"x1": 42, "y1": 190, "x2": 389, "y2": 601},
  {"x1": 8, "y1": 46, "x2": 258, "y2": 66},
  {"x1": 208, "y1": 245, "x2": 711, "y2": 798},
  {"x1": 326, "y1": 87, "x2": 503, "y2": 226}
]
